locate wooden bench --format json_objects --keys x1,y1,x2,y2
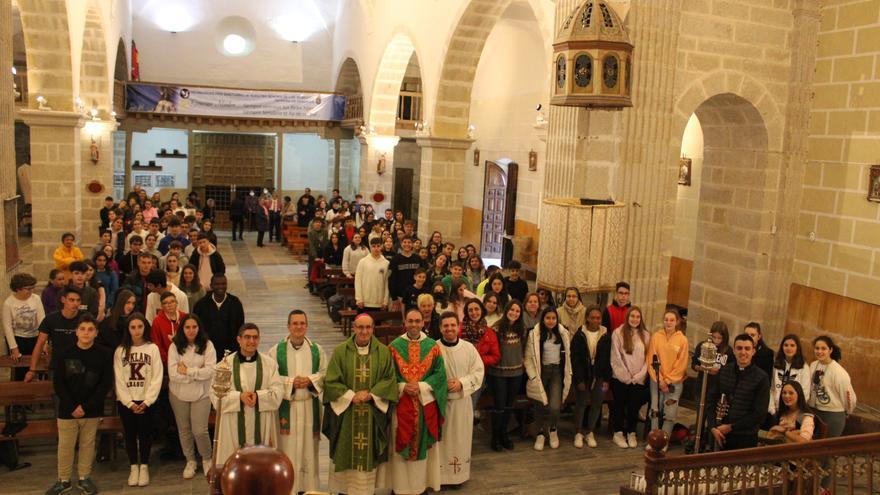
[{"x1": 284, "y1": 224, "x2": 309, "y2": 255}]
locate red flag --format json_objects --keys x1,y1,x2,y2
[{"x1": 131, "y1": 40, "x2": 140, "y2": 81}]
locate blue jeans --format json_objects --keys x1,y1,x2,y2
[{"x1": 650, "y1": 379, "x2": 683, "y2": 434}]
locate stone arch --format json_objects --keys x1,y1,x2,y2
[
  {"x1": 432, "y1": 0, "x2": 552, "y2": 138},
  {"x1": 113, "y1": 38, "x2": 128, "y2": 116},
  {"x1": 367, "y1": 33, "x2": 421, "y2": 135},
  {"x1": 335, "y1": 57, "x2": 363, "y2": 96},
  {"x1": 672, "y1": 70, "x2": 784, "y2": 152},
  {"x1": 683, "y1": 91, "x2": 783, "y2": 340},
  {"x1": 79, "y1": 3, "x2": 110, "y2": 114},
  {"x1": 15, "y1": 0, "x2": 74, "y2": 110}
]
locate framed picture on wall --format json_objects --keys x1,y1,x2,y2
[
  {"x1": 678, "y1": 157, "x2": 692, "y2": 186},
  {"x1": 528, "y1": 150, "x2": 538, "y2": 172},
  {"x1": 474, "y1": 148, "x2": 480, "y2": 167},
  {"x1": 156, "y1": 175, "x2": 175, "y2": 187},
  {"x1": 869, "y1": 165, "x2": 880, "y2": 203},
  {"x1": 133, "y1": 174, "x2": 152, "y2": 187}
]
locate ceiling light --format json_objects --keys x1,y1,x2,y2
[
  {"x1": 155, "y1": 4, "x2": 196, "y2": 33},
  {"x1": 223, "y1": 34, "x2": 247, "y2": 55}
]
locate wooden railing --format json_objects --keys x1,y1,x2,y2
[
  {"x1": 623, "y1": 433, "x2": 880, "y2": 494},
  {"x1": 396, "y1": 90, "x2": 422, "y2": 126},
  {"x1": 343, "y1": 94, "x2": 363, "y2": 122}
]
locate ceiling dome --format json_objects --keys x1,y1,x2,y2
[{"x1": 557, "y1": 1, "x2": 631, "y2": 46}]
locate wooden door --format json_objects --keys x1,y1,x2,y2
[
  {"x1": 190, "y1": 133, "x2": 276, "y2": 227},
  {"x1": 481, "y1": 162, "x2": 507, "y2": 259},
  {"x1": 501, "y1": 162, "x2": 518, "y2": 266},
  {"x1": 392, "y1": 167, "x2": 413, "y2": 220}
]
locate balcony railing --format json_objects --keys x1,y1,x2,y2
[
  {"x1": 343, "y1": 94, "x2": 363, "y2": 123},
  {"x1": 623, "y1": 432, "x2": 880, "y2": 495},
  {"x1": 396, "y1": 90, "x2": 422, "y2": 126}
]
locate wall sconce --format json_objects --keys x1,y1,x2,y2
[
  {"x1": 414, "y1": 121, "x2": 431, "y2": 136},
  {"x1": 377, "y1": 153, "x2": 387, "y2": 175},
  {"x1": 75, "y1": 96, "x2": 85, "y2": 114},
  {"x1": 89, "y1": 106, "x2": 99, "y2": 120},
  {"x1": 529, "y1": 149, "x2": 538, "y2": 171},
  {"x1": 474, "y1": 148, "x2": 480, "y2": 167},
  {"x1": 36, "y1": 95, "x2": 51, "y2": 111}
]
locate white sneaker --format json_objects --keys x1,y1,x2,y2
[
  {"x1": 138, "y1": 464, "x2": 150, "y2": 486},
  {"x1": 203, "y1": 459, "x2": 213, "y2": 476},
  {"x1": 128, "y1": 465, "x2": 139, "y2": 487},
  {"x1": 548, "y1": 430, "x2": 559, "y2": 449},
  {"x1": 613, "y1": 431, "x2": 628, "y2": 449},
  {"x1": 574, "y1": 433, "x2": 584, "y2": 449},
  {"x1": 627, "y1": 432, "x2": 638, "y2": 448},
  {"x1": 183, "y1": 460, "x2": 197, "y2": 479},
  {"x1": 586, "y1": 432, "x2": 598, "y2": 448},
  {"x1": 533, "y1": 434, "x2": 545, "y2": 451}
]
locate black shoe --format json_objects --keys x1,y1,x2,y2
[
  {"x1": 78, "y1": 477, "x2": 98, "y2": 495},
  {"x1": 500, "y1": 410, "x2": 514, "y2": 450},
  {"x1": 490, "y1": 412, "x2": 503, "y2": 452},
  {"x1": 45, "y1": 480, "x2": 72, "y2": 495}
]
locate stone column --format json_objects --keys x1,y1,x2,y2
[
  {"x1": 19, "y1": 110, "x2": 84, "y2": 277},
  {"x1": 415, "y1": 136, "x2": 473, "y2": 245},
  {"x1": 80, "y1": 120, "x2": 118, "y2": 243},
  {"x1": 358, "y1": 134, "x2": 399, "y2": 212},
  {"x1": 0, "y1": 0, "x2": 16, "y2": 299}
]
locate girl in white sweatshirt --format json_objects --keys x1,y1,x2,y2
[
  {"x1": 809, "y1": 335, "x2": 856, "y2": 438},
  {"x1": 114, "y1": 313, "x2": 163, "y2": 487},
  {"x1": 167, "y1": 313, "x2": 216, "y2": 479}
]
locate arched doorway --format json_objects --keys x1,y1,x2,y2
[
  {"x1": 480, "y1": 160, "x2": 518, "y2": 266},
  {"x1": 685, "y1": 93, "x2": 772, "y2": 338},
  {"x1": 334, "y1": 57, "x2": 364, "y2": 199}
]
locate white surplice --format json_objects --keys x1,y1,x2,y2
[
  {"x1": 437, "y1": 339, "x2": 484, "y2": 486},
  {"x1": 211, "y1": 351, "x2": 284, "y2": 465},
  {"x1": 267, "y1": 338, "x2": 327, "y2": 495}
]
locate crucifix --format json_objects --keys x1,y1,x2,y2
[{"x1": 354, "y1": 432, "x2": 368, "y2": 450}]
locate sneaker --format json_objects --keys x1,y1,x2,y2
[
  {"x1": 627, "y1": 432, "x2": 638, "y2": 448},
  {"x1": 203, "y1": 459, "x2": 213, "y2": 476},
  {"x1": 533, "y1": 434, "x2": 545, "y2": 451},
  {"x1": 183, "y1": 460, "x2": 198, "y2": 479},
  {"x1": 573, "y1": 433, "x2": 584, "y2": 449},
  {"x1": 138, "y1": 464, "x2": 150, "y2": 487},
  {"x1": 128, "y1": 466, "x2": 139, "y2": 487},
  {"x1": 77, "y1": 478, "x2": 98, "y2": 495},
  {"x1": 45, "y1": 480, "x2": 72, "y2": 495},
  {"x1": 613, "y1": 431, "x2": 628, "y2": 449},
  {"x1": 586, "y1": 432, "x2": 598, "y2": 448},
  {"x1": 548, "y1": 430, "x2": 559, "y2": 449}
]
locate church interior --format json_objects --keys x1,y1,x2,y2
[{"x1": 0, "y1": 0, "x2": 879, "y2": 493}]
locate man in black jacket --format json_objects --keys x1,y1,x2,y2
[
  {"x1": 709, "y1": 333, "x2": 770, "y2": 451},
  {"x1": 229, "y1": 194, "x2": 245, "y2": 241},
  {"x1": 192, "y1": 274, "x2": 244, "y2": 355}
]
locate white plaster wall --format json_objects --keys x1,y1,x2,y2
[
  {"x1": 131, "y1": 0, "x2": 335, "y2": 90},
  {"x1": 281, "y1": 133, "x2": 331, "y2": 191},
  {"x1": 130, "y1": 128, "x2": 189, "y2": 193},
  {"x1": 463, "y1": 7, "x2": 549, "y2": 225},
  {"x1": 672, "y1": 113, "x2": 704, "y2": 261}
]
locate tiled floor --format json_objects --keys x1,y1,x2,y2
[{"x1": 6, "y1": 231, "x2": 656, "y2": 494}]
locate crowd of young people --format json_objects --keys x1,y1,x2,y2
[{"x1": 0, "y1": 184, "x2": 860, "y2": 495}]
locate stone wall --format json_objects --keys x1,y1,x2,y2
[{"x1": 794, "y1": 0, "x2": 880, "y2": 306}]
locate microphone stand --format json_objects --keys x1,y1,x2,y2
[
  {"x1": 647, "y1": 355, "x2": 669, "y2": 453},
  {"x1": 651, "y1": 355, "x2": 665, "y2": 432}
]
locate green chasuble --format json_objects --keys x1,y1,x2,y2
[
  {"x1": 388, "y1": 334, "x2": 447, "y2": 461},
  {"x1": 322, "y1": 335, "x2": 398, "y2": 473}
]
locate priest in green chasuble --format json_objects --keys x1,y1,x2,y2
[
  {"x1": 323, "y1": 313, "x2": 398, "y2": 495},
  {"x1": 211, "y1": 323, "x2": 284, "y2": 465},
  {"x1": 267, "y1": 310, "x2": 327, "y2": 494},
  {"x1": 378, "y1": 308, "x2": 447, "y2": 494}
]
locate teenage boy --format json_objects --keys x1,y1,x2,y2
[
  {"x1": 602, "y1": 281, "x2": 632, "y2": 332},
  {"x1": 388, "y1": 236, "x2": 423, "y2": 304},
  {"x1": 68, "y1": 261, "x2": 100, "y2": 319},
  {"x1": 46, "y1": 314, "x2": 113, "y2": 495},
  {"x1": 504, "y1": 260, "x2": 529, "y2": 303},
  {"x1": 354, "y1": 238, "x2": 390, "y2": 313},
  {"x1": 158, "y1": 218, "x2": 190, "y2": 255},
  {"x1": 475, "y1": 265, "x2": 501, "y2": 297},
  {"x1": 402, "y1": 269, "x2": 431, "y2": 310},
  {"x1": 441, "y1": 261, "x2": 472, "y2": 293},
  {"x1": 25, "y1": 288, "x2": 83, "y2": 382},
  {"x1": 118, "y1": 236, "x2": 144, "y2": 277}
]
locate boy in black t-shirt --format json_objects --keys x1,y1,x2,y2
[
  {"x1": 25, "y1": 288, "x2": 83, "y2": 382},
  {"x1": 504, "y1": 260, "x2": 529, "y2": 303},
  {"x1": 46, "y1": 314, "x2": 113, "y2": 495},
  {"x1": 402, "y1": 269, "x2": 431, "y2": 309}
]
